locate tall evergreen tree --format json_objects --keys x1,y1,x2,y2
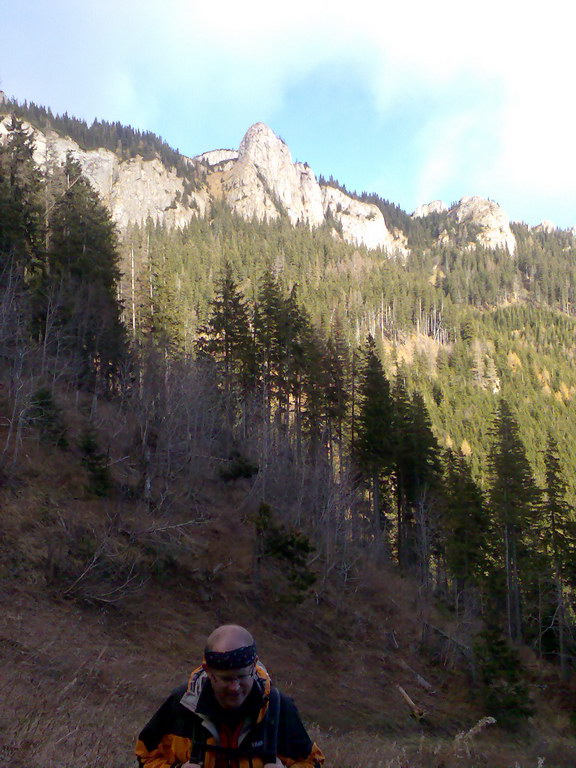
[
  {"x1": 39, "y1": 154, "x2": 126, "y2": 385},
  {"x1": 392, "y1": 371, "x2": 441, "y2": 573},
  {"x1": 488, "y1": 400, "x2": 541, "y2": 643},
  {"x1": 354, "y1": 335, "x2": 395, "y2": 539},
  {"x1": 253, "y1": 269, "x2": 286, "y2": 414},
  {"x1": 196, "y1": 262, "x2": 254, "y2": 393},
  {"x1": 0, "y1": 116, "x2": 44, "y2": 284},
  {"x1": 442, "y1": 450, "x2": 490, "y2": 613},
  {"x1": 323, "y1": 318, "x2": 350, "y2": 469},
  {"x1": 538, "y1": 435, "x2": 576, "y2": 675}
]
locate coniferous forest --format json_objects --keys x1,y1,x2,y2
[{"x1": 2, "y1": 104, "x2": 576, "y2": 751}]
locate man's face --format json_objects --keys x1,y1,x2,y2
[{"x1": 206, "y1": 663, "x2": 255, "y2": 709}]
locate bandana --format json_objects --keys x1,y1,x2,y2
[{"x1": 204, "y1": 643, "x2": 257, "y2": 670}]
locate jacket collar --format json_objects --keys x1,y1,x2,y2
[{"x1": 180, "y1": 662, "x2": 272, "y2": 725}]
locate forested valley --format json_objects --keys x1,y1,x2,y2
[{"x1": 2, "y1": 107, "x2": 576, "y2": 766}]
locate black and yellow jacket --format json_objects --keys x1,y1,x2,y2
[{"x1": 135, "y1": 663, "x2": 324, "y2": 768}]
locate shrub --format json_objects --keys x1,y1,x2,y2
[{"x1": 473, "y1": 624, "x2": 534, "y2": 729}]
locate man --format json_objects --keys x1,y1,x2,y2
[{"x1": 136, "y1": 624, "x2": 324, "y2": 768}]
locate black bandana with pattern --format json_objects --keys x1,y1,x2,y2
[{"x1": 204, "y1": 643, "x2": 257, "y2": 670}]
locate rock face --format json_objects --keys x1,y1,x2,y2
[
  {"x1": 450, "y1": 196, "x2": 516, "y2": 254},
  {"x1": 412, "y1": 200, "x2": 448, "y2": 217},
  {"x1": 322, "y1": 186, "x2": 395, "y2": 251},
  {"x1": 215, "y1": 122, "x2": 395, "y2": 251},
  {"x1": 412, "y1": 194, "x2": 516, "y2": 254},
  {"x1": 534, "y1": 220, "x2": 556, "y2": 233},
  {"x1": 226, "y1": 122, "x2": 325, "y2": 227},
  {"x1": 0, "y1": 117, "x2": 209, "y2": 228},
  {"x1": 1, "y1": 115, "x2": 397, "y2": 252}
]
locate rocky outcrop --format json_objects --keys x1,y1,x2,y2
[
  {"x1": 196, "y1": 149, "x2": 239, "y2": 166},
  {"x1": 0, "y1": 114, "x2": 395, "y2": 251},
  {"x1": 0, "y1": 116, "x2": 209, "y2": 228},
  {"x1": 533, "y1": 220, "x2": 556, "y2": 233},
  {"x1": 199, "y1": 122, "x2": 395, "y2": 251},
  {"x1": 450, "y1": 196, "x2": 516, "y2": 254},
  {"x1": 195, "y1": 149, "x2": 239, "y2": 173},
  {"x1": 412, "y1": 200, "x2": 448, "y2": 217},
  {"x1": 220, "y1": 123, "x2": 325, "y2": 228},
  {"x1": 413, "y1": 194, "x2": 516, "y2": 254},
  {"x1": 322, "y1": 186, "x2": 395, "y2": 251}
]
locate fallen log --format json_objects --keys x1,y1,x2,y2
[{"x1": 396, "y1": 684, "x2": 425, "y2": 719}]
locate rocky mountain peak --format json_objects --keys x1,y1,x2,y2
[
  {"x1": 412, "y1": 200, "x2": 448, "y2": 217},
  {"x1": 534, "y1": 220, "x2": 556, "y2": 233},
  {"x1": 449, "y1": 196, "x2": 516, "y2": 254},
  {"x1": 222, "y1": 123, "x2": 396, "y2": 251},
  {"x1": 238, "y1": 122, "x2": 287, "y2": 160}
]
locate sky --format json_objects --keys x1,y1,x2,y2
[{"x1": 2, "y1": 0, "x2": 576, "y2": 228}]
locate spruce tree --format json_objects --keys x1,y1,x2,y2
[
  {"x1": 40, "y1": 154, "x2": 126, "y2": 385},
  {"x1": 253, "y1": 269, "x2": 286, "y2": 414},
  {"x1": 196, "y1": 262, "x2": 254, "y2": 393},
  {"x1": 488, "y1": 400, "x2": 541, "y2": 643},
  {"x1": 442, "y1": 450, "x2": 490, "y2": 613},
  {"x1": 539, "y1": 435, "x2": 576, "y2": 675},
  {"x1": 354, "y1": 335, "x2": 394, "y2": 538},
  {"x1": 0, "y1": 116, "x2": 44, "y2": 285}
]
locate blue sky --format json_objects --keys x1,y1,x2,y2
[{"x1": 2, "y1": 0, "x2": 575, "y2": 228}]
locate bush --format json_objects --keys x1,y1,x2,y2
[
  {"x1": 219, "y1": 450, "x2": 259, "y2": 482},
  {"x1": 473, "y1": 624, "x2": 534, "y2": 729},
  {"x1": 253, "y1": 502, "x2": 316, "y2": 604},
  {"x1": 79, "y1": 427, "x2": 111, "y2": 497},
  {"x1": 30, "y1": 387, "x2": 68, "y2": 448}
]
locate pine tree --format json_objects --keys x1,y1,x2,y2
[
  {"x1": 488, "y1": 400, "x2": 541, "y2": 643},
  {"x1": 442, "y1": 450, "x2": 490, "y2": 613},
  {"x1": 392, "y1": 371, "x2": 441, "y2": 573},
  {"x1": 539, "y1": 435, "x2": 576, "y2": 675},
  {"x1": 0, "y1": 116, "x2": 45, "y2": 284},
  {"x1": 354, "y1": 335, "x2": 394, "y2": 539},
  {"x1": 39, "y1": 154, "x2": 126, "y2": 385},
  {"x1": 253, "y1": 269, "x2": 286, "y2": 415},
  {"x1": 196, "y1": 262, "x2": 254, "y2": 393}
]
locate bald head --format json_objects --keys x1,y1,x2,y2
[{"x1": 205, "y1": 624, "x2": 254, "y2": 654}]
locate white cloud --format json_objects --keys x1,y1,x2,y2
[{"x1": 3, "y1": 0, "x2": 576, "y2": 224}]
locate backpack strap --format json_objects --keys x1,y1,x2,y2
[
  {"x1": 261, "y1": 687, "x2": 280, "y2": 765},
  {"x1": 189, "y1": 716, "x2": 208, "y2": 765}
]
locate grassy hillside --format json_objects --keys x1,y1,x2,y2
[
  {"x1": 2, "y1": 101, "x2": 576, "y2": 767},
  {"x1": 1, "y1": 386, "x2": 576, "y2": 767}
]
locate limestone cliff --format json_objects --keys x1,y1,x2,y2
[
  {"x1": 222, "y1": 122, "x2": 325, "y2": 227},
  {"x1": 322, "y1": 186, "x2": 395, "y2": 251},
  {"x1": 412, "y1": 195, "x2": 516, "y2": 254},
  {"x1": 0, "y1": 116, "x2": 209, "y2": 228},
  {"x1": 412, "y1": 200, "x2": 448, "y2": 217},
  {"x1": 212, "y1": 122, "x2": 395, "y2": 251},
  {"x1": 450, "y1": 196, "x2": 516, "y2": 254},
  {"x1": 1, "y1": 114, "x2": 397, "y2": 252},
  {"x1": 533, "y1": 220, "x2": 556, "y2": 234}
]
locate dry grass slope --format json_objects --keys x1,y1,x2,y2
[{"x1": 1, "y1": 388, "x2": 576, "y2": 767}]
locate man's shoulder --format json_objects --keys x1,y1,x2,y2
[
  {"x1": 275, "y1": 688, "x2": 297, "y2": 708},
  {"x1": 164, "y1": 682, "x2": 191, "y2": 706}
]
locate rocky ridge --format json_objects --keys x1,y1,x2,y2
[
  {"x1": 198, "y1": 122, "x2": 399, "y2": 253},
  {"x1": 2, "y1": 111, "x2": 519, "y2": 255},
  {"x1": 0, "y1": 115, "x2": 398, "y2": 252},
  {"x1": 413, "y1": 195, "x2": 517, "y2": 254},
  {"x1": 412, "y1": 200, "x2": 449, "y2": 217},
  {"x1": 0, "y1": 117, "x2": 209, "y2": 228}
]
